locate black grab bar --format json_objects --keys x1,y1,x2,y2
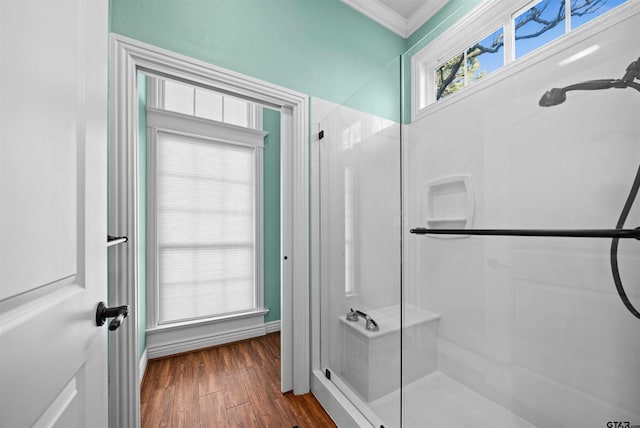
[{"x1": 409, "y1": 227, "x2": 640, "y2": 239}]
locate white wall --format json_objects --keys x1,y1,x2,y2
[{"x1": 405, "y1": 10, "x2": 640, "y2": 428}]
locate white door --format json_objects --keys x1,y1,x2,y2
[{"x1": 0, "y1": 1, "x2": 109, "y2": 427}]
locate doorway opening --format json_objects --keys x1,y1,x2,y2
[{"x1": 108, "y1": 34, "x2": 309, "y2": 427}]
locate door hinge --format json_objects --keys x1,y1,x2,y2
[
  {"x1": 319, "y1": 130, "x2": 324, "y2": 140},
  {"x1": 325, "y1": 368, "x2": 331, "y2": 380}
]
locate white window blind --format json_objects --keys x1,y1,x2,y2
[{"x1": 156, "y1": 131, "x2": 256, "y2": 323}]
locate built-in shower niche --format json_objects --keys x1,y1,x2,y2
[
  {"x1": 423, "y1": 175, "x2": 474, "y2": 235},
  {"x1": 340, "y1": 304, "x2": 440, "y2": 401}
]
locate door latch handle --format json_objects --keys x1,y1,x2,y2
[{"x1": 96, "y1": 302, "x2": 129, "y2": 331}]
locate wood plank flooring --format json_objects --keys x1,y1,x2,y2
[{"x1": 141, "y1": 332, "x2": 337, "y2": 428}]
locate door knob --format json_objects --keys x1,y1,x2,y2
[{"x1": 96, "y1": 302, "x2": 129, "y2": 331}]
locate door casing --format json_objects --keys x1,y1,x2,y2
[{"x1": 108, "y1": 34, "x2": 310, "y2": 427}]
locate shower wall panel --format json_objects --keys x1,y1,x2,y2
[{"x1": 405, "y1": 11, "x2": 640, "y2": 427}]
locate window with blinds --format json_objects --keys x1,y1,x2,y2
[
  {"x1": 145, "y1": 95, "x2": 268, "y2": 326},
  {"x1": 155, "y1": 131, "x2": 257, "y2": 323}
]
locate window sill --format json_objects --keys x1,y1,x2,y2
[{"x1": 147, "y1": 308, "x2": 269, "y2": 333}]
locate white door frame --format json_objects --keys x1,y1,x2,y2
[{"x1": 109, "y1": 34, "x2": 310, "y2": 427}]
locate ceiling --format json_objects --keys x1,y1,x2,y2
[{"x1": 340, "y1": 0, "x2": 449, "y2": 38}]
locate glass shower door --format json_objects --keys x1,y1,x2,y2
[{"x1": 318, "y1": 57, "x2": 403, "y2": 427}]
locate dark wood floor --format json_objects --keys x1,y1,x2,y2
[{"x1": 141, "y1": 332, "x2": 337, "y2": 427}]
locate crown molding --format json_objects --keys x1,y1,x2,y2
[
  {"x1": 341, "y1": 0, "x2": 447, "y2": 38},
  {"x1": 341, "y1": 0, "x2": 408, "y2": 37},
  {"x1": 406, "y1": 0, "x2": 449, "y2": 36}
]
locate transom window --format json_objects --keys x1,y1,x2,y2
[
  {"x1": 436, "y1": 27, "x2": 505, "y2": 101},
  {"x1": 413, "y1": 0, "x2": 629, "y2": 111},
  {"x1": 154, "y1": 78, "x2": 261, "y2": 128}
]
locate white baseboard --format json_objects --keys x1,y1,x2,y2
[
  {"x1": 139, "y1": 348, "x2": 148, "y2": 385},
  {"x1": 146, "y1": 315, "x2": 281, "y2": 359},
  {"x1": 147, "y1": 325, "x2": 264, "y2": 359},
  {"x1": 265, "y1": 320, "x2": 281, "y2": 333}
]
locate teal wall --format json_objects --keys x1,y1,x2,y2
[
  {"x1": 263, "y1": 108, "x2": 281, "y2": 324},
  {"x1": 110, "y1": 0, "x2": 406, "y2": 106},
  {"x1": 109, "y1": 1, "x2": 489, "y2": 124},
  {"x1": 407, "y1": 0, "x2": 486, "y2": 50},
  {"x1": 344, "y1": 56, "x2": 402, "y2": 123}
]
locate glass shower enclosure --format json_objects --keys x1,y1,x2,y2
[
  {"x1": 316, "y1": 5, "x2": 640, "y2": 427},
  {"x1": 318, "y1": 57, "x2": 403, "y2": 427}
]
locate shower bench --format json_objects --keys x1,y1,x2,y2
[{"x1": 339, "y1": 304, "x2": 441, "y2": 401}]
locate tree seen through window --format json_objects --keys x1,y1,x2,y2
[{"x1": 436, "y1": 0, "x2": 624, "y2": 101}]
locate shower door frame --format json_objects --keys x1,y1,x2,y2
[{"x1": 310, "y1": 100, "x2": 374, "y2": 427}]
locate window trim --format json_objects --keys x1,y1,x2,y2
[
  {"x1": 411, "y1": 0, "x2": 638, "y2": 121},
  {"x1": 146, "y1": 107, "x2": 268, "y2": 330}
]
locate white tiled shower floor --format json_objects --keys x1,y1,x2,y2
[{"x1": 369, "y1": 371, "x2": 537, "y2": 428}]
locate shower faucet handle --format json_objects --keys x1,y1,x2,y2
[
  {"x1": 346, "y1": 308, "x2": 359, "y2": 321},
  {"x1": 365, "y1": 317, "x2": 379, "y2": 332},
  {"x1": 345, "y1": 308, "x2": 380, "y2": 331}
]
